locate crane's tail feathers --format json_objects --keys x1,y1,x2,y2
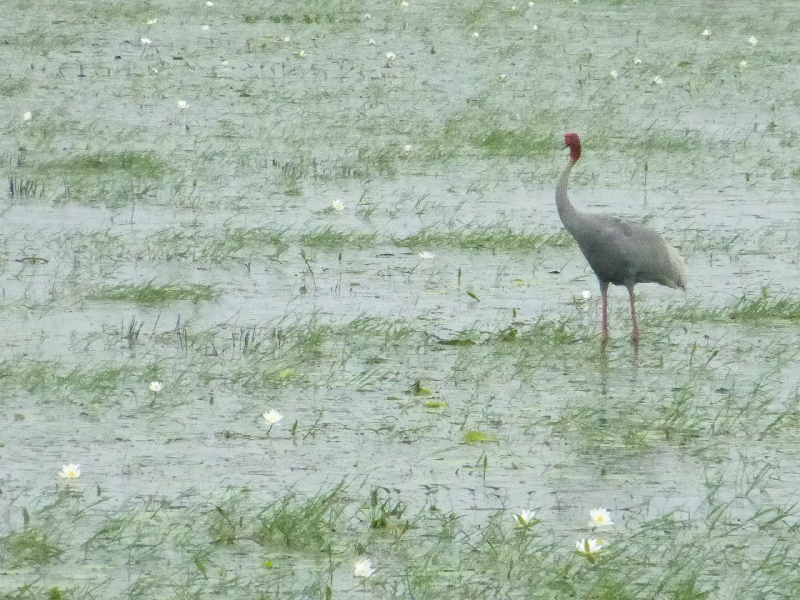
[{"x1": 667, "y1": 245, "x2": 688, "y2": 290}]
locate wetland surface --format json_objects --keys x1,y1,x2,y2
[{"x1": 2, "y1": 1, "x2": 800, "y2": 598}]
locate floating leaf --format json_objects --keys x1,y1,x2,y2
[
  {"x1": 465, "y1": 430, "x2": 498, "y2": 443},
  {"x1": 411, "y1": 380, "x2": 433, "y2": 395},
  {"x1": 423, "y1": 400, "x2": 449, "y2": 408}
]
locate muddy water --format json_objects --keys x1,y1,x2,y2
[{"x1": 2, "y1": 0, "x2": 800, "y2": 594}]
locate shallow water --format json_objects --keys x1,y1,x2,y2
[{"x1": 2, "y1": 0, "x2": 800, "y2": 597}]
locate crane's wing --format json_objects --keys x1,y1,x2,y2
[{"x1": 573, "y1": 214, "x2": 686, "y2": 289}]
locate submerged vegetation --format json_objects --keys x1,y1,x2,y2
[
  {"x1": 2, "y1": 0, "x2": 800, "y2": 597},
  {"x1": 728, "y1": 291, "x2": 800, "y2": 322},
  {"x1": 44, "y1": 151, "x2": 167, "y2": 180},
  {"x1": 4, "y1": 472, "x2": 800, "y2": 597},
  {"x1": 395, "y1": 226, "x2": 574, "y2": 252},
  {"x1": 656, "y1": 289, "x2": 800, "y2": 325},
  {"x1": 86, "y1": 282, "x2": 219, "y2": 305}
]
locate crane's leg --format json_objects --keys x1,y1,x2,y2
[
  {"x1": 599, "y1": 280, "x2": 610, "y2": 343},
  {"x1": 627, "y1": 284, "x2": 639, "y2": 342}
]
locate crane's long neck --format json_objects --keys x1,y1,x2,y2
[{"x1": 555, "y1": 158, "x2": 582, "y2": 235}]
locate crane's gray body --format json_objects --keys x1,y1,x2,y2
[{"x1": 556, "y1": 160, "x2": 686, "y2": 291}]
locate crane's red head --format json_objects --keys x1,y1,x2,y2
[{"x1": 564, "y1": 132, "x2": 581, "y2": 162}]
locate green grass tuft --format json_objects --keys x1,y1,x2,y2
[
  {"x1": 634, "y1": 130, "x2": 703, "y2": 155},
  {"x1": 92, "y1": 0, "x2": 160, "y2": 22},
  {"x1": 364, "y1": 487, "x2": 407, "y2": 530},
  {"x1": 340, "y1": 317, "x2": 421, "y2": 347},
  {"x1": 205, "y1": 489, "x2": 252, "y2": 545},
  {"x1": 396, "y1": 226, "x2": 573, "y2": 251},
  {"x1": 516, "y1": 317, "x2": 593, "y2": 346},
  {"x1": 728, "y1": 291, "x2": 800, "y2": 321},
  {"x1": 88, "y1": 281, "x2": 218, "y2": 305},
  {"x1": 2, "y1": 526, "x2": 63, "y2": 567},
  {"x1": 246, "y1": 0, "x2": 364, "y2": 28},
  {"x1": 472, "y1": 128, "x2": 556, "y2": 158},
  {"x1": 47, "y1": 151, "x2": 167, "y2": 179},
  {"x1": 300, "y1": 227, "x2": 379, "y2": 249},
  {"x1": 252, "y1": 484, "x2": 345, "y2": 551},
  {"x1": 664, "y1": 289, "x2": 800, "y2": 325},
  {"x1": 201, "y1": 226, "x2": 289, "y2": 262},
  {"x1": 37, "y1": 364, "x2": 126, "y2": 399}
]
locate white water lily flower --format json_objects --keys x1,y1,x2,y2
[
  {"x1": 59, "y1": 464, "x2": 81, "y2": 479},
  {"x1": 610, "y1": 70, "x2": 618, "y2": 80},
  {"x1": 386, "y1": 52, "x2": 396, "y2": 60},
  {"x1": 331, "y1": 199, "x2": 344, "y2": 211},
  {"x1": 284, "y1": 36, "x2": 291, "y2": 42},
  {"x1": 202, "y1": 25, "x2": 210, "y2": 31},
  {"x1": 473, "y1": 32, "x2": 480, "y2": 38},
  {"x1": 364, "y1": 13, "x2": 371, "y2": 19},
  {"x1": 146, "y1": 18, "x2": 157, "y2": 25},
  {"x1": 141, "y1": 37, "x2": 152, "y2": 46},
  {"x1": 149, "y1": 381, "x2": 163, "y2": 392},
  {"x1": 634, "y1": 58, "x2": 642, "y2": 65},
  {"x1": 401, "y1": 1, "x2": 409, "y2": 6},
  {"x1": 528, "y1": 1, "x2": 534, "y2": 5},
  {"x1": 418, "y1": 251, "x2": 435, "y2": 260},
  {"x1": 263, "y1": 410, "x2": 283, "y2": 424},
  {"x1": 652, "y1": 75, "x2": 663, "y2": 85},
  {"x1": 533, "y1": 24, "x2": 538, "y2": 31},
  {"x1": 513, "y1": 510, "x2": 539, "y2": 530},
  {"x1": 23, "y1": 111, "x2": 32, "y2": 121},
  {"x1": 581, "y1": 290, "x2": 592, "y2": 300},
  {"x1": 702, "y1": 29, "x2": 710, "y2": 37},
  {"x1": 575, "y1": 538, "x2": 604, "y2": 556},
  {"x1": 515, "y1": 509, "x2": 536, "y2": 523},
  {"x1": 354, "y1": 558, "x2": 375, "y2": 577},
  {"x1": 176, "y1": 100, "x2": 189, "y2": 109},
  {"x1": 369, "y1": 38, "x2": 375, "y2": 45},
  {"x1": 298, "y1": 50, "x2": 306, "y2": 58},
  {"x1": 403, "y1": 144, "x2": 413, "y2": 153},
  {"x1": 499, "y1": 73, "x2": 508, "y2": 82},
  {"x1": 748, "y1": 36, "x2": 757, "y2": 46},
  {"x1": 588, "y1": 508, "x2": 613, "y2": 528},
  {"x1": 739, "y1": 60, "x2": 748, "y2": 69},
  {"x1": 206, "y1": 1, "x2": 213, "y2": 5}
]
